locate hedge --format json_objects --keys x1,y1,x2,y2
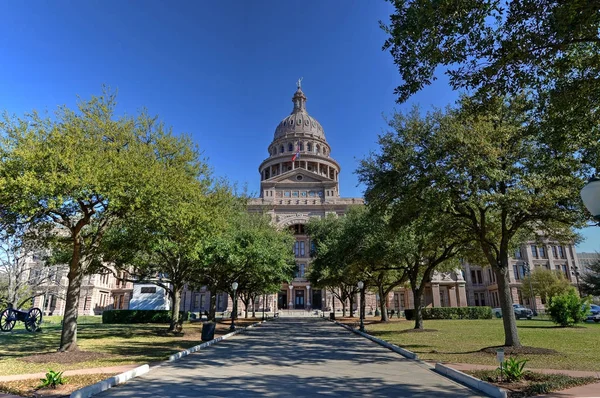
[
  {"x1": 102, "y1": 310, "x2": 191, "y2": 324},
  {"x1": 404, "y1": 306, "x2": 492, "y2": 320}
]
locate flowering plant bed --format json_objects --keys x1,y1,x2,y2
[{"x1": 466, "y1": 369, "x2": 597, "y2": 397}]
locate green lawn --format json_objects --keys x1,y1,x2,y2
[
  {"x1": 365, "y1": 318, "x2": 600, "y2": 371},
  {"x1": 0, "y1": 316, "x2": 255, "y2": 376}
]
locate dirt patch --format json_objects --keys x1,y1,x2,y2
[
  {"x1": 466, "y1": 370, "x2": 597, "y2": 397},
  {"x1": 20, "y1": 351, "x2": 113, "y2": 364},
  {"x1": 0, "y1": 373, "x2": 116, "y2": 398},
  {"x1": 479, "y1": 346, "x2": 559, "y2": 356},
  {"x1": 398, "y1": 328, "x2": 438, "y2": 334}
]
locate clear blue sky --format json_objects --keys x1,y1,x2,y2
[{"x1": 1, "y1": 1, "x2": 597, "y2": 252}]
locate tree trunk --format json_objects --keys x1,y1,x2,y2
[
  {"x1": 495, "y1": 266, "x2": 522, "y2": 347},
  {"x1": 349, "y1": 295, "x2": 355, "y2": 317},
  {"x1": 379, "y1": 285, "x2": 389, "y2": 322},
  {"x1": 169, "y1": 284, "x2": 182, "y2": 332},
  {"x1": 59, "y1": 242, "x2": 83, "y2": 352},
  {"x1": 412, "y1": 287, "x2": 424, "y2": 330},
  {"x1": 244, "y1": 300, "x2": 249, "y2": 318},
  {"x1": 252, "y1": 296, "x2": 256, "y2": 318},
  {"x1": 209, "y1": 292, "x2": 217, "y2": 320}
]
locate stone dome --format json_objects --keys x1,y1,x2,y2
[{"x1": 273, "y1": 87, "x2": 326, "y2": 141}]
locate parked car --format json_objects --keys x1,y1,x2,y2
[
  {"x1": 586, "y1": 304, "x2": 600, "y2": 323},
  {"x1": 492, "y1": 304, "x2": 534, "y2": 319}
]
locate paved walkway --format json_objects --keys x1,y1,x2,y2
[{"x1": 98, "y1": 318, "x2": 483, "y2": 397}]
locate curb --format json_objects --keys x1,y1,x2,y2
[
  {"x1": 435, "y1": 363, "x2": 507, "y2": 398},
  {"x1": 330, "y1": 320, "x2": 418, "y2": 360},
  {"x1": 69, "y1": 320, "x2": 265, "y2": 398},
  {"x1": 69, "y1": 364, "x2": 150, "y2": 398}
]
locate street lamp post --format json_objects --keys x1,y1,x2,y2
[
  {"x1": 288, "y1": 284, "x2": 293, "y2": 311},
  {"x1": 262, "y1": 293, "x2": 266, "y2": 321},
  {"x1": 322, "y1": 297, "x2": 325, "y2": 318},
  {"x1": 580, "y1": 176, "x2": 600, "y2": 222},
  {"x1": 571, "y1": 266, "x2": 583, "y2": 297},
  {"x1": 230, "y1": 281, "x2": 238, "y2": 331},
  {"x1": 357, "y1": 281, "x2": 365, "y2": 332},
  {"x1": 523, "y1": 262, "x2": 537, "y2": 316},
  {"x1": 306, "y1": 285, "x2": 311, "y2": 311}
]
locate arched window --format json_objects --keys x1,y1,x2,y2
[
  {"x1": 299, "y1": 142, "x2": 304, "y2": 151},
  {"x1": 280, "y1": 145, "x2": 284, "y2": 153},
  {"x1": 288, "y1": 143, "x2": 293, "y2": 152},
  {"x1": 307, "y1": 143, "x2": 312, "y2": 152},
  {"x1": 316, "y1": 145, "x2": 320, "y2": 154}
]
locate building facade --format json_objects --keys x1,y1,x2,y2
[{"x1": 463, "y1": 240, "x2": 582, "y2": 311}]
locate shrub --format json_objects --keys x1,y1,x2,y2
[
  {"x1": 403, "y1": 307, "x2": 492, "y2": 320},
  {"x1": 499, "y1": 357, "x2": 527, "y2": 382},
  {"x1": 102, "y1": 310, "x2": 190, "y2": 324},
  {"x1": 38, "y1": 370, "x2": 65, "y2": 389},
  {"x1": 547, "y1": 288, "x2": 589, "y2": 327}
]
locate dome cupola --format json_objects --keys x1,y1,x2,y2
[{"x1": 274, "y1": 82, "x2": 326, "y2": 141}]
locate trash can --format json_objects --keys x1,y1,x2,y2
[
  {"x1": 201, "y1": 322, "x2": 216, "y2": 341},
  {"x1": 329, "y1": 312, "x2": 336, "y2": 320}
]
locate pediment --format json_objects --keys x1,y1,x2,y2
[{"x1": 268, "y1": 168, "x2": 330, "y2": 184}]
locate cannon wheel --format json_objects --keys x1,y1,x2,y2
[
  {"x1": 0, "y1": 309, "x2": 16, "y2": 332},
  {"x1": 25, "y1": 308, "x2": 43, "y2": 332}
]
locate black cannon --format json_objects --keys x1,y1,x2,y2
[{"x1": 0, "y1": 304, "x2": 43, "y2": 332}]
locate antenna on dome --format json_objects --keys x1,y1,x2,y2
[{"x1": 296, "y1": 77, "x2": 303, "y2": 89}]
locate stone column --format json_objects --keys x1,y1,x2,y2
[
  {"x1": 432, "y1": 284, "x2": 441, "y2": 307},
  {"x1": 448, "y1": 286, "x2": 458, "y2": 307},
  {"x1": 327, "y1": 165, "x2": 330, "y2": 179},
  {"x1": 457, "y1": 283, "x2": 468, "y2": 307}
]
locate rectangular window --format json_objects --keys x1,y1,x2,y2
[
  {"x1": 298, "y1": 264, "x2": 305, "y2": 277},
  {"x1": 515, "y1": 248, "x2": 522, "y2": 259},
  {"x1": 539, "y1": 246, "x2": 546, "y2": 258},
  {"x1": 294, "y1": 242, "x2": 300, "y2": 257},
  {"x1": 562, "y1": 264, "x2": 568, "y2": 278},
  {"x1": 476, "y1": 270, "x2": 482, "y2": 284},
  {"x1": 513, "y1": 264, "x2": 520, "y2": 280},
  {"x1": 292, "y1": 191, "x2": 299, "y2": 197},
  {"x1": 552, "y1": 246, "x2": 558, "y2": 259},
  {"x1": 300, "y1": 241, "x2": 305, "y2": 257},
  {"x1": 470, "y1": 270, "x2": 476, "y2": 283},
  {"x1": 200, "y1": 294, "x2": 205, "y2": 308},
  {"x1": 284, "y1": 192, "x2": 290, "y2": 197},
  {"x1": 531, "y1": 245, "x2": 538, "y2": 258},
  {"x1": 309, "y1": 191, "x2": 315, "y2": 197},
  {"x1": 300, "y1": 191, "x2": 306, "y2": 197},
  {"x1": 558, "y1": 246, "x2": 565, "y2": 259},
  {"x1": 519, "y1": 265, "x2": 525, "y2": 279},
  {"x1": 480, "y1": 294, "x2": 486, "y2": 307}
]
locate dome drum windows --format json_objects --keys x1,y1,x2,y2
[{"x1": 288, "y1": 143, "x2": 293, "y2": 152}]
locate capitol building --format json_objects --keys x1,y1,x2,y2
[{"x1": 248, "y1": 83, "x2": 364, "y2": 311}]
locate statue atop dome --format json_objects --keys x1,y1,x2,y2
[{"x1": 296, "y1": 77, "x2": 303, "y2": 89}]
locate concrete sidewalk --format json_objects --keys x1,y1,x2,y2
[
  {"x1": 440, "y1": 362, "x2": 600, "y2": 397},
  {"x1": 96, "y1": 318, "x2": 484, "y2": 397}
]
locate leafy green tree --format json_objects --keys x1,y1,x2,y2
[
  {"x1": 358, "y1": 96, "x2": 586, "y2": 346},
  {"x1": 307, "y1": 212, "x2": 361, "y2": 317},
  {"x1": 547, "y1": 288, "x2": 590, "y2": 326},
  {"x1": 521, "y1": 268, "x2": 572, "y2": 304},
  {"x1": 581, "y1": 257, "x2": 600, "y2": 297},
  {"x1": 103, "y1": 183, "x2": 234, "y2": 332},
  {"x1": 381, "y1": 0, "x2": 600, "y2": 167},
  {"x1": 195, "y1": 211, "x2": 295, "y2": 320},
  {"x1": 0, "y1": 89, "x2": 204, "y2": 350}
]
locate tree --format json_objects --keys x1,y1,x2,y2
[
  {"x1": 0, "y1": 219, "x2": 64, "y2": 309},
  {"x1": 357, "y1": 96, "x2": 586, "y2": 346},
  {"x1": 0, "y1": 89, "x2": 204, "y2": 350},
  {"x1": 307, "y1": 212, "x2": 361, "y2": 317},
  {"x1": 194, "y1": 211, "x2": 295, "y2": 320},
  {"x1": 581, "y1": 257, "x2": 600, "y2": 297},
  {"x1": 521, "y1": 268, "x2": 572, "y2": 304},
  {"x1": 381, "y1": 0, "x2": 600, "y2": 167}
]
